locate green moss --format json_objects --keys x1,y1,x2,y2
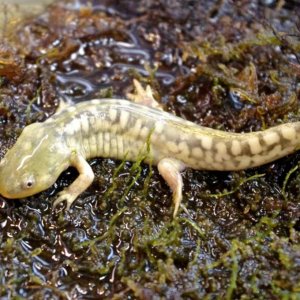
[
  {"x1": 225, "y1": 241, "x2": 239, "y2": 300},
  {"x1": 203, "y1": 173, "x2": 265, "y2": 199},
  {"x1": 282, "y1": 164, "x2": 299, "y2": 201},
  {"x1": 1, "y1": 1, "x2": 300, "y2": 299}
]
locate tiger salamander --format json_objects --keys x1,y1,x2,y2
[{"x1": 0, "y1": 81, "x2": 299, "y2": 216}]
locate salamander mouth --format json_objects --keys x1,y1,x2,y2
[{"x1": 0, "y1": 189, "x2": 16, "y2": 199}]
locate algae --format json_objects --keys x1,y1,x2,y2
[{"x1": 0, "y1": 0, "x2": 299, "y2": 299}]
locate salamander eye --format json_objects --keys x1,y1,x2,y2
[
  {"x1": 22, "y1": 175, "x2": 35, "y2": 189},
  {"x1": 26, "y1": 181, "x2": 33, "y2": 188}
]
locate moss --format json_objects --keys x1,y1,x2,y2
[
  {"x1": 202, "y1": 173, "x2": 265, "y2": 199},
  {"x1": 0, "y1": 0, "x2": 300, "y2": 299},
  {"x1": 282, "y1": 164, "x2": 299, "y2": 201}
]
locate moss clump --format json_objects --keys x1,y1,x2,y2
[{"x1": 0, "y1": 0, "x2": 300, "y2": 299}]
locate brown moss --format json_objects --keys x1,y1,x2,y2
[{"x1": 0, "y1": 1, "x2": 300, "y2": 299}]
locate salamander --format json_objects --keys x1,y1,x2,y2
[{"x1": 0, "y1": 80, "x2": 299, "y2": 216}]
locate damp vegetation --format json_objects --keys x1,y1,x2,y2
[{"x1": 0, "y1": 0, "x2": 300, "y2": 299}]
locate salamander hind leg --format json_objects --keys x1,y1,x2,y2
[
  {"x1": 127, "y1": 79, "x2": 164, "y2": 111},
  {"x1": 157, "y1": 158, "x2": 186, "y2": 218},
  {"x1": 53, "y1": 154, "x2": 95, "y2": 210}
]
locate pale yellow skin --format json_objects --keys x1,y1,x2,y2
[{"x1": 0, "y1": 81, "x2": 300, "y2": 216}]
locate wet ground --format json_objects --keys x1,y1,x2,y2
[{"x1": 0, "y1": 0, "x2": 300, "y2": 299}]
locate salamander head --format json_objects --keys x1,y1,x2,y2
[{"x1": 0, "y1": 123, "x2": 70, "y2": 199}]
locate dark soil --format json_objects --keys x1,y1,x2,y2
[{"x1": 0, "y1": 0, "x2": 299, "y2": 299}]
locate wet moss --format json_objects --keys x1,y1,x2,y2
[{"x1": 0, "y1": 0, "x2": 300, "y2": 299}]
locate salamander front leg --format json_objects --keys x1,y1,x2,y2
[
  {"x1": 157, "y1": 158, "x2": 186, "y2": 217},
  {"x1": 53, "y1": 154, "x2": 95, "y2": 210}
]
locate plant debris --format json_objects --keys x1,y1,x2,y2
[{"x1": 0, "y1": 0, "x2": 300, "y2": 298}]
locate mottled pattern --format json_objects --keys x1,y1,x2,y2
[
  {"x1": 1, "y1": 98, "x2": 300, "y2": 204},
  {"x1": 48, "y1": 99, "x2": 300, "y2": 171}
]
